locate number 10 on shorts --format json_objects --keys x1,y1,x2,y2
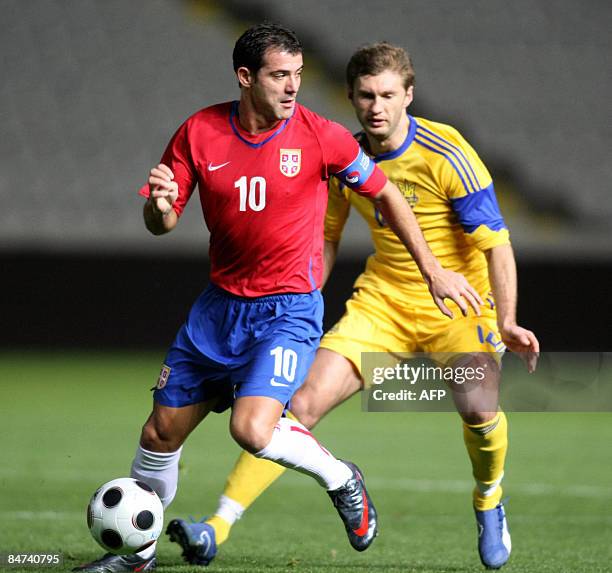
[{"x1": 270, "y1": 346, "x2": 298, "y2": 383}]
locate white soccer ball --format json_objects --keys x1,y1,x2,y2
[{"x1": 87, "y1": 477, "x2": 164, "y2": 555}]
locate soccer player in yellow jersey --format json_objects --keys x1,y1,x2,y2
[{"x1": 190, "y1": 43, "x2": 539, "y2": 569}]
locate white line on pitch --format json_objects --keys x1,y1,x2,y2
[
  {"x1": 279, "y1": 474, "x2": 612, "y2": 498},
  {"x1": 1, "y1": 511, "x2": 81, "y2": 520}
]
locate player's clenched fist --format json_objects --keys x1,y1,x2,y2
[{"x1": 148, "y1": 163, "x2": 178, "y2": 215}]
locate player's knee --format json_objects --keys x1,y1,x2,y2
[
  {"x1": 229, "y1": 417, "x2": 274, "y2": 454},
  {"x1": 289, "y1": 391, "x2": 321, "y2": 429},
  {"x1": 140, "y1": 418, "x2": 183, "y2": 452},
  {"x1": 460, "y1": 410, "x2": 498, "y2": 426}
]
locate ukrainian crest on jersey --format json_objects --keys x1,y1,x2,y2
[
  {"x1": 398, "y1": 180, "x2": 418, "y2": 207},
  {"x1": 280, "y1": 149, "x2": 301, "y2": 177}
]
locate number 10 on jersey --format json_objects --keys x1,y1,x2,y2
[{"x1": 235, "y1": 176, "x2": 266, "y2": 212}]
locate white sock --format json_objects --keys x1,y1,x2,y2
[
  {"x1": 254, "y1": 417, "x2": 352, "y2": 490},
  {"x1": 214, "y1": 494, "x2": 245, "y2": 525},
  {"x1": 130, "y1": 445, "x2": 182, "y2": 507},
  {"x1": 130, "y1": 445, "x2": 182, "y2": 559}
]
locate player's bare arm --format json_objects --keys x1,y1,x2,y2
[
  {"x1": 374, "y1": 180, "x2": 483, "y2": 318},
  {"x1": 485, "y1": 243, "x2": 539, "y2": 372},
  {"x1": 322, "y1": 240, "x2": 339, "y2": 288},
  {"x1": 143, "y1": 163, "x2": 179, "y2": 235}
]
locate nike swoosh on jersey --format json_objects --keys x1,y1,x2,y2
[
  {"x1": 270, "y1": 378, "x2": 290, "y2": 387},
  {"x1": 207, "y1": 161, "x2": 231, "y2": 171}
]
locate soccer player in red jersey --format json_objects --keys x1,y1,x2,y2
[{"x1": 74, "y1": 24, "x2": 482, "y2": 572}]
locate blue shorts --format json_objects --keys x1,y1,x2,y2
[{"x1": 153, "y1": 284, "x2": 324, "y2": 411}]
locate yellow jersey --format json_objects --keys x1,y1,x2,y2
[{"x1": 325, "y1": 115, "x2": 510, "y2": 302}]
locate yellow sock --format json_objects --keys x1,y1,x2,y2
[
  {"x1": 463, "y1": 411, "x2": 508, "y2": 511},
  {"x1": 225, "y1": 451, "x2": 287, "y2": 509},
  {"x1": 205, "y1": 412, "x2": 298, "y2": 544},
  {"x1": 205, "y1": 514, "x2": 232, "y2": 545}
]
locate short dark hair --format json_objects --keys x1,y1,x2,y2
[
  {"x1": 346, "y1": 42, "x2": 415, "y2": 91},
  {"x1": 233, "y1": 23, "x2": 302, "y2": 74}
]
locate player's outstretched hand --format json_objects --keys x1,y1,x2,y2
[
  {"x1": 148, "y1": 163, "x2": 178, "y2": 215},
  {"x1": 426, "y1": 267, "x2": 484, "y2": 319},
  {"x1": 500, "y1": 323, "x2": 540, "y2": 373}
]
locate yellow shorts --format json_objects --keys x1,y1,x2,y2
[{"x1": 321, "y1": 286, "x2": 504, "y2": 382}]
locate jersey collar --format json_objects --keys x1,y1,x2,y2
[
  {"x1": 369, "y1": 114, "x2": 417, "y2": 163},
  {"x1": 229, "y1": 100, "x2": 293, "y2": 148}
]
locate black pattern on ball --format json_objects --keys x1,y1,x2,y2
[
  {"x1": 102, "y1": 487, "x2": 122, "y2": 508},
  {"x1": 136, "y1": 540, "x2": 156, "y2": 553},
  {"x1": 135, "y1": 480, "x2": 153, "y2": 492},
  {"x1": 86, "y1": 504, "x2": 93, "y2": 529},
  {"x1": 101, "y1": 529, "x2": 123, "y2": 550},
  {"x1": 135, "y1": 510, "x2": 154, "y2": 530}
]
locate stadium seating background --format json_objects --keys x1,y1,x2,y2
[{"x1": 2, "y1": 0, "x2": 610, "y2": 350}]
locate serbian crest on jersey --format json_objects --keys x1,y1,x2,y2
[
  {"x1": 156, "y1": 364, "x2": 171, "y2": 389},
  {"x1": 280, "y1": 149, "x2": 301, "y2": 177}
]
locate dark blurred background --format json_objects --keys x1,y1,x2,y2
[{"x1": 2, "y1": 0, "x2": 611, "y2": 351}]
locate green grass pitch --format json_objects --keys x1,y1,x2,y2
[{"x1": 1, "y1": 352, "x2": 611, "y2": 572}]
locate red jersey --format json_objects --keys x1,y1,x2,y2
[{"x1": 140, "y1": 101, "x2": 386, "y2": 296}]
